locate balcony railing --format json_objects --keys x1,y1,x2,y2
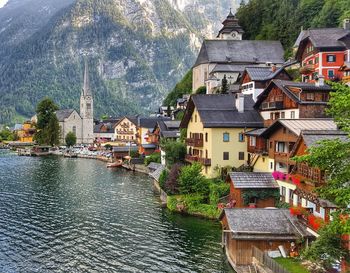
[
  {"x1": 261, "y1": 101, "x2": 284, "y2": 110},
  {"x1": 296, "y1": 163, "x2": 325, "y2": 185},
  {"x1": 300, "y1": 64, "x2": 315, "y2": 74},
  {"x1": 116, "y1": 130, "x2": 134, "y2": 135},
  {"x1": 185, "y1": 138, "x2": 204, "y2": 147},
  {"x1": 185, "y1": 155, "x2": 211, "y2": 166},
  {"x1": 248, "y1": 146, "x2": 268, "y2": 155}
]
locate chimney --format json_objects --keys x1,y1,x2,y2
[
  {"x1": 344, "y1": 19, "x2": 350, "y2": 30},
  {"x1": 315, "y1": 75, "x2": 325, "y2": 87},
  {"x1": 271, "y1": 64, "x2": 277, "y2": 72},
  {"x1": 235, "y1": 93, "x2": 245, "y2": 113}
]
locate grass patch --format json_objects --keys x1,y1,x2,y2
[{"x1": 274, "y1": 257, "x2": 310, "y2": 273}]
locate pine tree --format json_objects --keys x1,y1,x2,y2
[{"x1": 221, "y1": 75, "x2": 229, "y2": 94}]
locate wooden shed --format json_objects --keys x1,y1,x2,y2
[
  {"x1": 219, "y1": 208, "x2": 314, "y2": 270},
  {"x1": 227, "y1": 172, "x2": 279, "y2": 208}
]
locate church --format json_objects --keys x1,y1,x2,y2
[{"x1": 55, "y1": 61, "x2": 94, "y2": 145}]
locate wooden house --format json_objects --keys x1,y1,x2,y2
[
  {"x1": 254, "y1": 79, "x2": 333, "y2": 127},
  {"x1": 112, "y1": 146, "x2": 138, "y2": 160},
  {"x1": 114, "y1": 116, "x2": 138, "y2": 144},
  {"x1": 219, "y1": 208, "x2": 314, "y2": 270},
  {"x1": 227, "y1": 172, "x2": 279, "y2": 208}
]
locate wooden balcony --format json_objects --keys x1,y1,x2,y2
[
  {"x1": 185, "y1": 138, "x2": 204, "y2": 147},
  {"x1": 260, "y1": 101, "x2": 284, "y2": 110},
  {"x1": 296, "y1": 163, "x2": 325, "y2": 185},
  {"x1": 116, "y1": 130, "x2": 134, "y2": 135},
  {"x1": 248, "y1": 146, "x2": 268, "y2": 155},
  {"x1": 185, "y1": 155, "x2": 211, "y2": 166},
  {"x1": 342, "y1": 75, "x2": 350, "y2": 83},
  {"x1": 300, "y1": 64, "x2": 315, "y2": 74}
]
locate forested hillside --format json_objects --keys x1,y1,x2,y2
[
  {"x1": 236, "y1": 0, "x2": 350, "y2": 56},
  {"x1": 0, "y1": 0, "x2": 237, "y2": 125}
]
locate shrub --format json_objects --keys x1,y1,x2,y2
[
  {"x1": 144, "y1": 152, "x2": 161, "y2": 165},
  {"x1": 164, "y1": 163, "x2": 182, "y2": 195},
  {"x1": 65, "y1": 132, "x2": 77, "y2": 147},
  {"x1": 209, "y1": 181, "x2": 230, "y2": 205},
  {"x1": 160, "y1": 139, "x2": 186, "y2": 167},
  {"x1": 178, "y1": 163, "x2": 208, "y2": 195},
  {"x1": 159, "y1": 169, "x2": 168, "y2": 190},
  {"x1": 130, "y1": 150, "x2": 140, "y2": 158}
]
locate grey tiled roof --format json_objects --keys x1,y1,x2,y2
[
  {"x1": 149, "y1": 165, "x2": 166, "y2": 181},
  {"x1": 112, "y1": 146, "x2": 138, "y2": 152},
  {"x1": 139, "y1": 117, "x2": 169, "y2": 129},
  {"x1": 228, "y1": 172, "x2": 278, "y2": 189},
  {"x1": 56, "y1": 109, "x2": 76, "y2": 122},
  {"x1": 245, "y1": 128, "x2": 267, "y2": 136},
  {"x1": 147, "y1": 162, "x2": 162, "y2": 171},
  {"x1": 194, "y1": 40, "x2": 285, "y2": 67},
  {"x1": 301, "y1": 130, "x2": 348, "y2": 148},
  {"x1": 191, "y1": 94, "x2": 264, "y2": 128},
  {"x1": 245, "y1": 66, "x2": 289, "y2": 81},
  {"x1": 163, "y1": 120, "x2": 181, "y2": 129},
  {"x1": 211, "y1": 64, "x2": 250, "y2": 73},
  {"x1": 278, "y1": 119, "x2": 337, "y2": 136},
  {"x1": 299, "y1": 28, "x2": 350, "y2": 49},
  {"x1": 223, "y1": 208, "x2": 314, "y2": 239}
]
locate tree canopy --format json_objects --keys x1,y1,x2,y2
[{"x1": 65, "y1": 131, "x2": 77, "y2": 147}]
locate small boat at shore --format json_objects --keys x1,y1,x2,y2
[{"x1": 107, "y1": 160, "x2": 123, "y2": 168}]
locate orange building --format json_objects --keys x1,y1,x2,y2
[{"x1": 17, "y1": 121, "x2": 36, "y2": 143}]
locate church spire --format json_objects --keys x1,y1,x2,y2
[{"x1": 82, "y1": 59, "x2": 91, "y2": 96}]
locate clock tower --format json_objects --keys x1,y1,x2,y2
[{"x1": 217, "y1": 9, "x2": 244, "y2": 40}]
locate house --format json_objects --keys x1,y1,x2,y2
[
  {"x1": 193, "y1": 11, "x2": 285, "y2": 93},
  {"x1": 16, "y1": 121, "x2": 36, "y2": 143},
  {"x1": 137, "y1": 117, "x2": 168, "y2": 155},
  {"x1": 180, "y1": 93, "x2": 264, "y2": 178},
  {"x1": 94, "y1": 119, "x2": 118, "y2": 143},
  {"x1": 227, "y1": 172, "x2": 279, "y2": 208},
  {"x1": 259, "y1": 119, "x2": 338, "y2": 173},
  {"x1": 240, "y1": 66, "x2": 292, "y2": 101},
  {"x1": 219, "y1": 208, "x2": 314, "y2": 270},
  {"x1": 112, "y1": 146, "x2": 138, "y2": 160},
  {"x1": 150, "y1": 120, "x2": 181, "y2": 165},
  {"x1": 254, "y1": 78, "x2": 333, "y2": 126},
  {"x1": 245, "y1": 128, "x2": 269, "y2": 172},
  {"x1": 114, "y1": 116, "x2": 138, "y2": 144},
  {"x1": 278, "y1": 130, "x2": 347, "y2": 228},
  {"x1": 295, "y1": 20, "x2": 350, "y2": 82}
]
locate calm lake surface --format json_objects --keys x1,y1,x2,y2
[{"x1": 0, "y1": 150, "x2": 234, "y2": 273}]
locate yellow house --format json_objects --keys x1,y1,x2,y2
[
  {"x1": 114, "y1": 116, "x2": 138, "y2": 144},
  {"x1": 17, "y1": 121, "x2": 36, "y2": 143},
  {"x1": 180, "y1": 93, "x2": 264, "y2": 178}
]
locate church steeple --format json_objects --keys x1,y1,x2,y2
[
  {"x1": 82, "y1": 59, "x2": 91, "y2": 96},
  {"x1": 217, "y1": 9, "x2": 244, "y2": 40}
]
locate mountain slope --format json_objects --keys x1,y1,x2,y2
[{"x1": 0, "y1": 0, "x2": 238, "y2": 124}]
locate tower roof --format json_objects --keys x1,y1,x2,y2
[
  {"x1": 82, "y1": 59, "x2": 92, "y2": 96},
  {"x1": 217, "y1": 9, "x2": 244, "y2": 38}
]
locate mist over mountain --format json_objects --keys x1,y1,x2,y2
[{"x1": 0, "y1": 0, "x2": 239, "y2": 124}]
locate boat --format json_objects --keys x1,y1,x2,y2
[{"x1": 107, "y1": 160, "x2": 123, "y2": 168}]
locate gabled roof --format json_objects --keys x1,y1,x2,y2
[
  {"x1": 211, "y1": 64, "x2": 249, "y2": 74},
  {"x1": 261, "y1": 119, "x2": 338, "y2": 138},
  {"x1": 115, "y1": 116, "x2": 138, "y2": 127},
  {"x1": 228, "y1": 172, "x2": 278, "y2": 189},
  {"x1": 296, "y1": 28, "x2": 350, "y2": 61},
  {"x1": 245, "y1": 128, "x2": 267, "y2": 136},
  {"x1": 254, "y1": 79, "x2": 332, "y2": 109},
  {"x1": 194, "y1": 40, "x2": 285, "y2": 67},
  {"x1": 138, "y1": 117, "x2": 169, "y2": 129},
  {"x1": 181, "y1": 94, "x2": 264, "y2": 129},
  {"x1": 243, "y1": 66, "x2": 292, "y2": 81},
  {"x1": 220, "y1": 208, "x2": 314, "y2": 240},
  {"x1": 56, "y1": 109, "x2": 77, "y2": 122},
  {"x1": 154, "y1": 120, "x2": 180, "y2": 138},
  {"x1": 290, "y1": 129, "x2": 348, "y2": 157}
]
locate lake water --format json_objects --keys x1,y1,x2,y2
[{"x1": 0, "y1": 151, "x2": 234, "y2": 273}]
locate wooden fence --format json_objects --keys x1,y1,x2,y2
[{"x1": 252, "y1": 246, "x2": 291, "y2": 273}]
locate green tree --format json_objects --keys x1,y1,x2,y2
[
  {"x1": 220, "y1": 75, "x2": 229, "y2": 94},
  {"x1": 0, "y1": 128, "x2": 16, "y2": 141},
  {"x1": 195, "y1": 86, "x2": 206, "y2": 94},
  {"x1": 164, "y1": 69, "x2": 193, "y2": 107},
  {"x1": 65, "y1": 132, "x2": 77, "y2": 147},
  {"x1": 178, "y1": 162, "x2": 208, "y2": 195},
  {"x1": 160, "y1": 139, "x2": 186, "y2": 167},
  {"x1": 34, "y1": 97, "x2": 60, "y2": 146}
]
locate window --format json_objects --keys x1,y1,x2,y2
[
  {"x1": 270, "y1": 113, "x2": 274, "y2": 120},
  {"x1": 249, "y1": 136, "x2": 256, "y2": 147},
  {"x1": 270, "y1": 162, "x2": 274, "y2": 170},
  {"x1": 315, "y1": 57, "x2": 319, "y2": 64},
  {"x1": 308, "y1": 59, "x2": 313, "y2": 65},
  {"x1": 72, "y1": 126, "x2": 76, "y2": 135},
  {"x1": 223, "y1": 132, "x2": 230, "y2": 142},
  {"x1": 306, "y1": 93, "x2": 315, "y2": 101},
  {"x1": 238, "y1": 152, "x2": 244, "y2": 160},
  {"x1": 238, "y1": 133, "x2": 244, "y2": 142},
  {"x1": 87, "y1": 103, "x2": 91, "y2": 110},
  {"x1": 281, "y1": 112, "x2": 285, "y2": 119},
  {"x1": 269, "y1": 141, "x2": 272, "y2": 149},
  {"x1": 291, "y1": 111, "x2": 295, "y2": 119},
  {"x1": 205, "y1": 133, "x2": 208, "y2": 142},
  {"x1": 328, "y1": 70, "x2": 334, "y2": 78},
  {"x1": 281, "y1": 186, "x2": 286, "y2": 196},
  {"x1": 289, "y1": 189, "x2": 294, "y2": 201},
  {"x1": 223, "y1": 152, "x2": 229, "y2": 160},
  {"x1": 326, "y1": 55, "x2": 336, "y2": 62},
  {"x1": 275, "y1": 142, "x2": 286, "y2": 153}
]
